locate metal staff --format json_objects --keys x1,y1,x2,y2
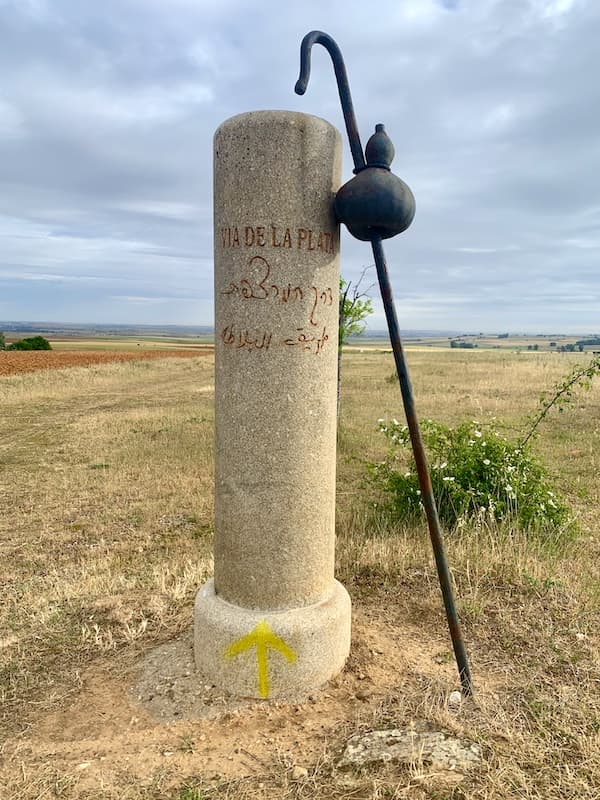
[{"x1": 295, "y1": 30, "x2": 473, "y2": 696}]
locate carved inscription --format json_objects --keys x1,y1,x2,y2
[
  {"x1": 221, "y1": 325, "x2": 272, "y2": 352},
  {"x1": 221, "y1": 256, "x2": 333, "y2": 327},
  {"x1": 221, "y1": 225, "x2": 335, "y2": 254},
  {"x1": 284, "y1": 327, "x2": 329, "y2": 355},
  {"x1": 219, "y1": 223, "x2": 337, "y2": 356}
]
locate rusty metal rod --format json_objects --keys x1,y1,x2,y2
[
  {"x1": 294, "y1": 28, "x2": 472, "y2": 696},
  {"x1": 295, "y1": 30, "x2": 366, "y2": 173},
  {"x1": 371, "y1": 233, "x2": 473, "y2": 696}
]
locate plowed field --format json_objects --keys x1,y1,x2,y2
[{"x1": 0, "y1": 348, "x2": 212, "y2": 377}]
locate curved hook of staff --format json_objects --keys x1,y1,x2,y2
[{"x1": 294, "y1": 30, "x2": 366, "y2": 173}]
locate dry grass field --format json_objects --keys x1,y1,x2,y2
[{"x1": 0, "y1": 348, "x2": 598, "y2": 799}]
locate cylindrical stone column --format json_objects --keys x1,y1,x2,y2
[{"x1": 194, "y1": 110, "x2": 351, "y2": 699}]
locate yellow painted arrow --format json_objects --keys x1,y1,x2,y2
[{"x1": 224, "y1": 620, "x2": 297, "y2": 698}]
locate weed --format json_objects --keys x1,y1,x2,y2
[
  {"x1": 177, "y1": 787, "x2": 205, "y2": 800},
  {"x1": 521, "y1": 354, "x2": 600, "y2": 447},
  {"x1": 178, "y1": 733, "x2": 196, "y2": 754},
  {"x1": 369, "y1": 417, "x2": 571, "y2": 532}
]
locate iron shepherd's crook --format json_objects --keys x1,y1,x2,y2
[{"x1": 295, "y1": 30, "x2": 474, "y2": 696}]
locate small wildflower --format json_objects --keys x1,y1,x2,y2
[
  {"x1": 474, "y1": 430, "x2": 482, "y2": 438},
  {"x1": 483, "y1": 459, "x2": 490, "y2": 465},
  {"x1": 442, "y1": 476, "x2": 456, "y2": 482}
]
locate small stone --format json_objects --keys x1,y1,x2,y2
[
  {"x1": 355, "y1": 689, "x2": 372, "y2": 701},
  {"x1": 338, "y1": 727, "x2": 481, "y2": 774},
  {"x1": 76, "y1": 762, "x2": 92, "y2": 771},
  {"x1": 448, "y1": 690, "x2": 462, "y2": 709},
  {"x1": 291, "y1": 766, "x2": 309, "y2": 781}
]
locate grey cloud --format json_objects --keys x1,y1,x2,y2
[{"x1": 0, "y1": 0, "x2": 598, "y2": 331}]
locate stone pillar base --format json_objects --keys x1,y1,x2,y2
[{"x1": 194, "y1": 580, "x2": 351, "y2": 700}]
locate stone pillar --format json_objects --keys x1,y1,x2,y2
[{"x1": 194, "y1": 111, "x2": 351, "y2": 699}]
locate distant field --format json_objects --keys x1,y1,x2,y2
[
  {"x1": 356, "y1": 333, "x2": 599, "y2": 351},
  {"x1": 4, "y1": 335, "x2": 214, "y2": 351},
  {"x1": 49, "y1": 339, "x2": 214, "y2": 351},
  {"x1": 0, "y1": 348, "x2": 211, "y2": 376}
]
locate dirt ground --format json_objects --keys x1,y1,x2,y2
[
  {"x1": 3, "y1": 599, "x2": 480, "y2": 797},
  {"x1": 0, "y1": 349, "x2": 211, "y2": 376}
]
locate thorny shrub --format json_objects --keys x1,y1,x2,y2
[{"x1": 369, "y1": 418, "x2": 570, "y2": 532}]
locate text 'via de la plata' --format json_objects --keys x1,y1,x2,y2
[{"x1": 220, "y1": 225, "x2": 336, "y2": 254}]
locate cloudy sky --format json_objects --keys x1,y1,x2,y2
[{"x1": 0, "y1": 0, "x2": 598, "y2": 333}]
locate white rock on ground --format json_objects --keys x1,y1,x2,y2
[{"x1": 338, "y1": 728, "x2": 482, "y2": 772}]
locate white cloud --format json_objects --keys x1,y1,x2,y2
[{"x1": 113, "y1": 201, "x2": 200, "y2": 221}]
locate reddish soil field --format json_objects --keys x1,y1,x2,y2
[{"x1": 0, "y1": 349, "x2": 212, "y2": 377}]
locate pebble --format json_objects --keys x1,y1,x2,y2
[
  {"x1": 448, "y1": 690, "x2": 462, "y2": 709},
  {"x1": 291, "y1": 766, "x2": 309, "y2": 780}
]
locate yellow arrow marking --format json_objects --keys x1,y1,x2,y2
[{"x1": 224, "y1": 620, "x2": 297, "y2": 698}]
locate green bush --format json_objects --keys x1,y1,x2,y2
[
  {"x1": 369, "y1": 418, "x2": 570, "y2": 532},
  {"x1": 7, "y1": 335, "x2": 52, "y2": 351}
]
